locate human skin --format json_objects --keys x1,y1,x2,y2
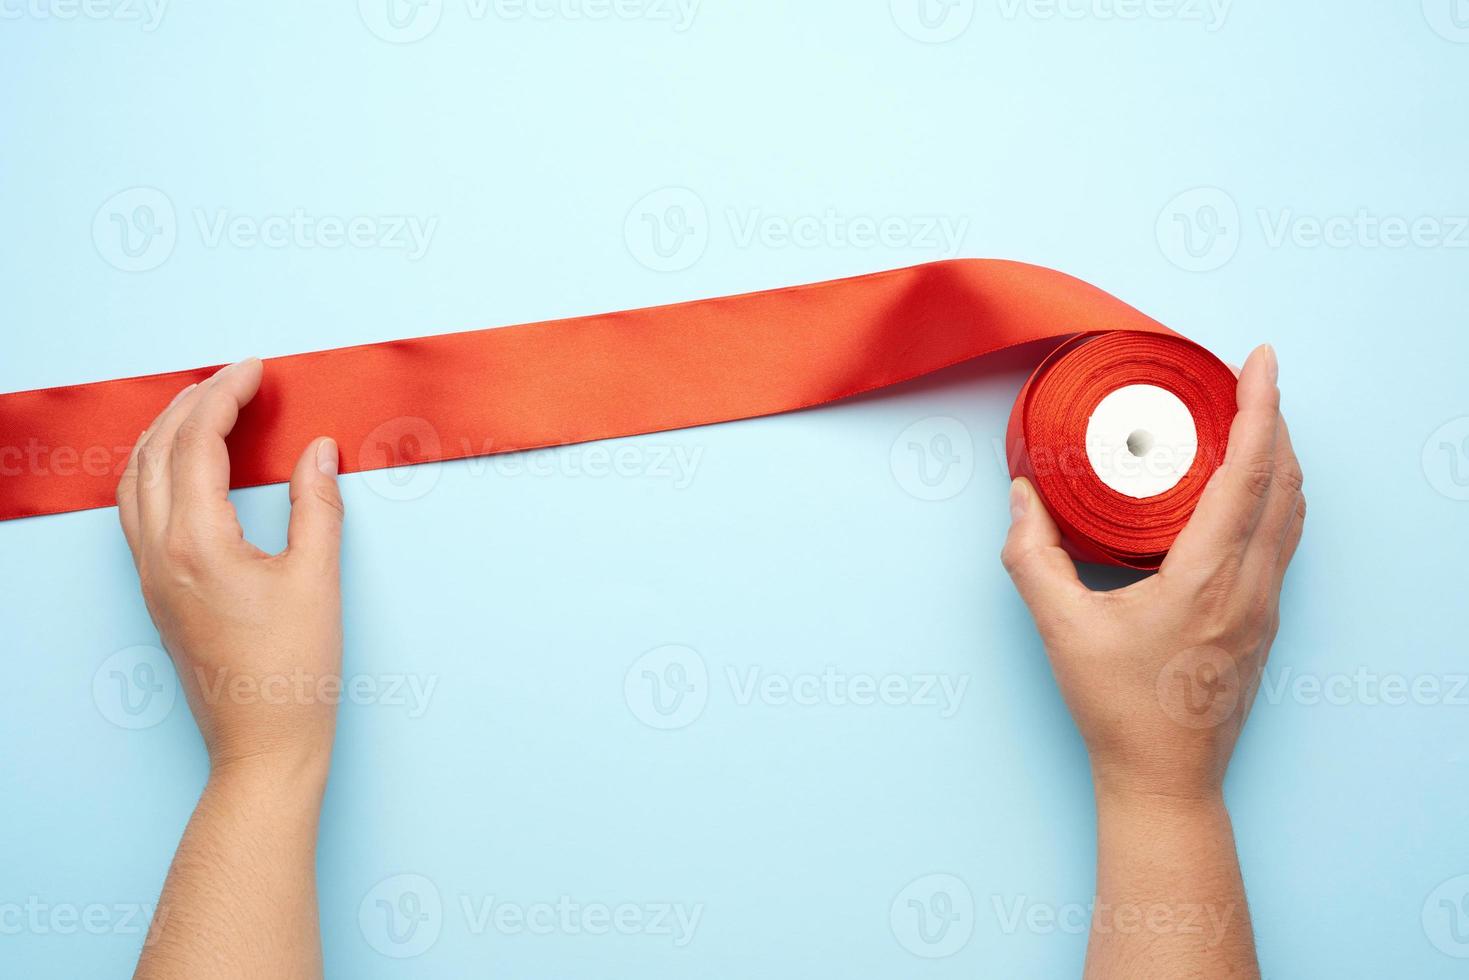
[
  {"x1": 1002, "y1": 344, "x2": 1303, "y2": 978},
  {"x1": 115, "y1": 346, "x2": 1298, "y2": 979},
  {"x1": 116, "y1": 358, "x2": 344, "y2": 980}
]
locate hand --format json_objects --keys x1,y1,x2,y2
[
  {"x1": 119, "y1": 358, "x2": 342, "y2": 978},
  {"x1": 116, "y1": 357, "x2": 345, "y2": 781},
  {"x1": 1001, "y1": 344, "x2": 1304, "y2": 804}
]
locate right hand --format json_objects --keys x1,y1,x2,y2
[{"x1": 1001, "y1": 344, "x2": 1304, "y2": 803}]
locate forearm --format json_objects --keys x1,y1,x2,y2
[
  {"x1": 1084, "y1": 787, "x2": 1258, "y2": 980},
  {"x1": 134, "y1": 757, "x2": 329, "y2": 980}
]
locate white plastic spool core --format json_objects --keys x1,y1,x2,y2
[{"x1": 1084, "y1": 384, "x2": 1197, "y2": 499}]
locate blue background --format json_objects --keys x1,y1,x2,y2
[{"x1": 3, "y1": 2, "x2": 1467, "y2": 976}]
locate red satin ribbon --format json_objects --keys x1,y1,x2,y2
[
  {"x1": 0, "y1": 259, "x2": 1234, "y2": 566},
  {"x1": 1007, "y1": 332, "x2": 1236, "y2": 568}
]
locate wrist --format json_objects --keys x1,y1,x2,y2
[
  {"x1": 1093, "y1": 775, "x2": 1228, "y2": 822},
  {"x1": 207, "y1": 742, "x2": 333, "y2": 809},
  {"x1": 1090, "y1": 754, "x2": 1229, "y2": 812},
  {"x1": 1088, "y1": 771, "x2": 1256, "y2": 976}
]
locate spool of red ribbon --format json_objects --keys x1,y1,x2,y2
[
  {"x1": 1007, "y1": 332, "x2": 1236, "y2": 569},
  {"x1": 0, "y1": 259, "x2": 1236, "y2": 568}
]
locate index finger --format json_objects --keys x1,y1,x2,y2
[
  {"x1": 166, "y1": 358, "x2": 263, "y2": 541},
  {"x1": 1162, "y1": 344, "x2": 1280, "y2": 573},
  {"x1": 116, "y1": 380, "x2": 197, "y2": 560}
]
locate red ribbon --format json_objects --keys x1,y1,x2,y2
[
  {"x1": 0, "y1": 259, "x2": 1234, "y2": 566},
  {"x1": 1007, "y1": 332, "x2": 1236, "y2": 568}
]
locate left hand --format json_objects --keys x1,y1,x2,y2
[{"x1": 116, "y1": 358, "x2": 346, "y2": 779}]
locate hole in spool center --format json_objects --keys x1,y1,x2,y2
[{"x1": 1126, "y1": 429, "x2": 1155, "y2": 458}]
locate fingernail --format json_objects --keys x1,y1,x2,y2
[
  {"x1": 316, "y1": 437, "x2": 339, "y2": 476},
  {"x1": 1009, "y1": 478, "x2": 1029, "y2": 521},
  {"x1": 166, "y1": 382, "x2": 197, "y2": 408},
  {"x1": 211, "y1": 357, "x2": 257, "y2": 381},
  {"x1": 1262, "y1": 344, "x2": 1278, "y2": 384}
]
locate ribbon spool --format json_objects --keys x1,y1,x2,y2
[{"x1": 1007, "y1": 332, "x2": 1238, "y2": 569}]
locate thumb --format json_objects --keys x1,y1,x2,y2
[
  {"x1": 1000, "y1": 478, "x2": 1084, "y2": 615},
  {"x1": 286, "y1": 437, "x2": 344, "y2": 566}
]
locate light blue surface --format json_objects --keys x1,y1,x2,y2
[{"x1": 2, "y1": 3, "x2": 1467, "y2": 977}]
